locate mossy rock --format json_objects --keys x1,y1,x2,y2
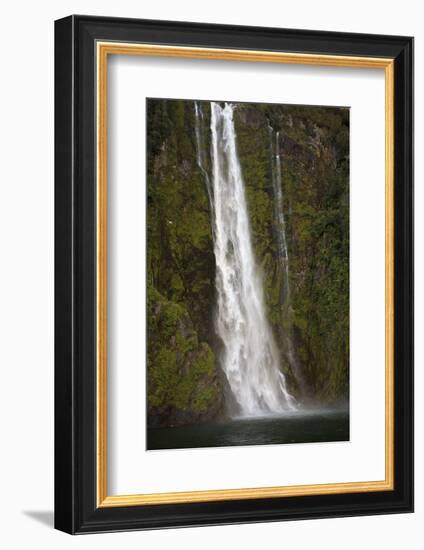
[{"x1": 147, "y1": 287, "x2": 223, "y2": 427}]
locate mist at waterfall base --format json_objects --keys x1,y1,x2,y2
[{"x1": 146, "y1": 98, "x2": 349, "y2": 450}]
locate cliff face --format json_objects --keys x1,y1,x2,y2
[
  {"x1": 147, "y1": 286, "x2": 223, "y2": 427},
  {"x1": 146, "y1": 99, "x2": 349, "y2": 427},
  {"x1": 147, "y1": 99, "x2": 220, "y2": 427}
]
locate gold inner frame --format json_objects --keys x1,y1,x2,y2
[{"x1": 96, "y1": 42, "x2": 395, "y2": 508}]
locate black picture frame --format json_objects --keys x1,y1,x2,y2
[{"x1": 55, "y1": 14, "x2": 414, "y2": 534}]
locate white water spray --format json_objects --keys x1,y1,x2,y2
[{"x1": 195, "y1": 101, "x2": 296, "y2": 415}]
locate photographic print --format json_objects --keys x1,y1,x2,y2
[
  {"x1": 146, "y1": 98, "x2": 350, "y2": 451},
  {"x1": 55, "y1": 18, "x2": 413, "y2": 532}
]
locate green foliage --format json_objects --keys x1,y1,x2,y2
[{"x1": 147, "y1": 285, "x2": 220, "y2": 421}]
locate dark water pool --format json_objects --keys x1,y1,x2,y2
[{"x1": 147, "y1": 409, "x2": 349, "y2": 450}]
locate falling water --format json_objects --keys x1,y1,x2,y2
[
  {"x1": 269, "y1": 127, "x2": 306, "y2": 395},
  {"x1": 194, "y1": 103, "x2": 214, "y2": 210},
  {"x1": 195, "y1": 101, "x2": 296, "y2": 415},
  {"x1": 270, "y1": 130, "x2": 290, "y2": 302}
]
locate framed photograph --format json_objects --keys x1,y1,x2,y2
[{"x1": 54, "y1": 15, "x2": 413, "y2": 533}]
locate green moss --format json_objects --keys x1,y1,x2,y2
[
  {"x1": 191, "y1": 343, "x2": 215, "y2": 375},
  {"x1": 148, "y1": 347, "x2": 177, "y2": 408},
  {"x1": 147, "y1": 285, "x2": 219, "y2": 417},
  {"x1": 192, "y1": 386, "x2": 216, "y2": 413}
]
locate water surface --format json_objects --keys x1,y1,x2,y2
[{"x1": 147, "y1": 409, "x2": 349, "y2": 451}]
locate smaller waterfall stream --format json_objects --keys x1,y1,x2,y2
[
  {"x1": 195, "y1": 101, "x2": 296, "y2": 416},
  {"x1": 194, "y1": 103, "x2": 214, "y2": 211},
  {"x1": 269, "y1": 127, "x2": 306, "y2": 395},
  {"x1": 271, "y1": 129, "x2": 291, "y2": 302}
]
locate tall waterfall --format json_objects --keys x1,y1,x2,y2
[{"x1": 195, "y1": 101, "x2": 296, "y2": 415}]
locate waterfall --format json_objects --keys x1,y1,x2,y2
[
  {"x1": 195, "y1": 101, "x2": 296, "y2": 415},
  {"x1": 269, "y1": 126, "x2": 306, "y2": 395},
  {"x1": 194, "y1": 103, "x2": 214, "y2": 211},
  {"x1": 271, "y1": 130, "x2": 290, "y2": 303}
]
